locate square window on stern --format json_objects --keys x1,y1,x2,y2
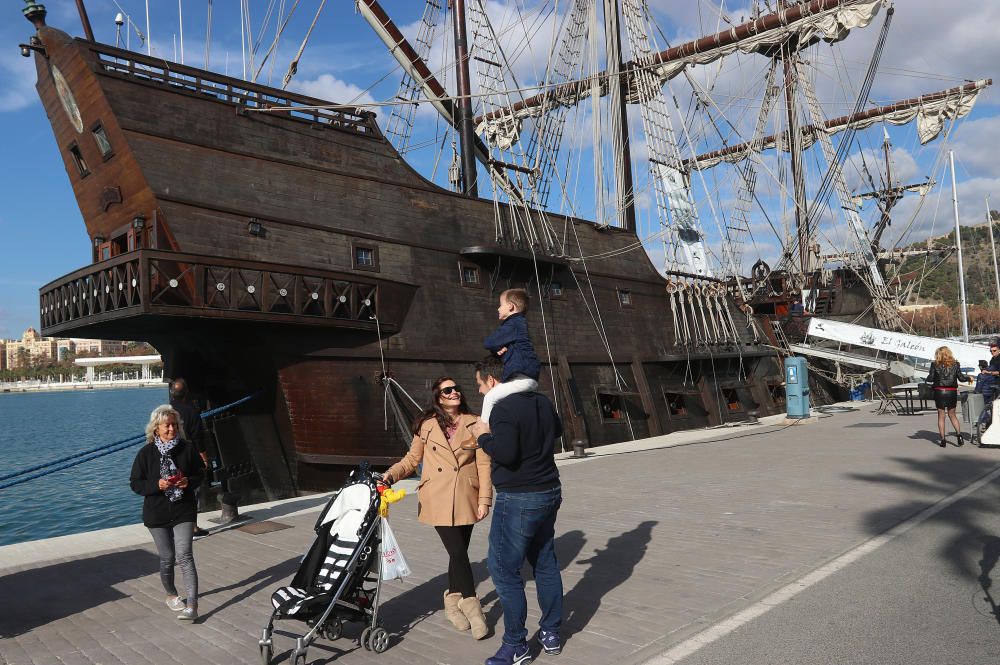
[
  {"x1": 352, "y1": 244, "x2": 379, "y2": 271},
  {"x1": 459, "y1": 263, "x2": 482, "y2": 288},
  {"x1": 92, "y1": 123, "x2": 113, "y2": 159}
]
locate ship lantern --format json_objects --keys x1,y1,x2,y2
[{"x1": 22, "y1": 1, "x2": 47, "y2": 28}]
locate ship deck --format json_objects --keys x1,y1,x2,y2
[{"x1": 2, "y1": 403, "x2": 998, "y2": 665}]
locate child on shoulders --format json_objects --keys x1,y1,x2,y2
[{"x1": 481, "y1": 288, "x2": 541, "y2": 423}]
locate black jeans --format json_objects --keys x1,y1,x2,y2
[{"x1": 435, "y1": 524, "x2": 475, "y2": 598}]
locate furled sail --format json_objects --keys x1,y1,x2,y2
[
  {"x1": 686, "y1": 79, "x2": 991, "y2": 170},
  {"x1": 476, "y1": 0, "x2": 886, "y2": 146}
]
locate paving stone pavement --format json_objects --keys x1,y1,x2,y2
[{"x1": 3, "y1": 403, "x2": 1000, "y2": 665}]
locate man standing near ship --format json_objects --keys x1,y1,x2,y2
[
  {"x1": 169, "y1": 378, "x2": 210, "y2": 537},
  {"x1": 471, "y1": 356, "x2": 564, "y2": 665}
]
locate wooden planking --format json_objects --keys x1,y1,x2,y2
[{"x1": 28, "y1": 25, "x2": 784, "y2": 488}]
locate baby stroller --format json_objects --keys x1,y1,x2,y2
[{"x1": 260, "y1": 463, "x2": 389, "y2": 664}]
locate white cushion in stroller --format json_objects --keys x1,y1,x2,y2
[{"x1": 271, "y1": 484, "x2": 373, "y2": 616}]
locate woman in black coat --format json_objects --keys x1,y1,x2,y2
[
  {"x1": 130, "y1": 405, "x2": 205, "y2": 621},
  {"x1": 926, "y1": 346, "x2": 972, "y2": 448}
]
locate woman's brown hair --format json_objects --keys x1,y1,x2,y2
[
  {"x1": 934, "y1": 346, "x2": 957, "y2": 368},
  {"x1": 411, "y1": 376, "x2": 471, "y2": 435}
]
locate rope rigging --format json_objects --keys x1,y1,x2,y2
[{"x1": 0, "y1": 392, "x2": 262, "y2": 492}]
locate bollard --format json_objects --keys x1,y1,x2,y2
[
  {"x1": 219, "y1": 492, "x2": 240, "y2": 524},
  {"x1": 572, "y1": 439, "x2": 588, "y2": 458}
]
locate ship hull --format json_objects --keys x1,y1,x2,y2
[{"x1": 30, "y1": 26, "x2": 784, "y2": 497}]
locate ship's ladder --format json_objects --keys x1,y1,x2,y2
[
  {"x1": 383, "y1": 0, "x2": 445, "y2": 153},
  {"x1": 619, "y1": 0, "x2": 711, "y2": 277},
  {"x1": 522, "y1": 0, "x2": 592, "y2": 212},
  {"x1": 466, "y1": 0, "x2": 559, "y2": 253}
]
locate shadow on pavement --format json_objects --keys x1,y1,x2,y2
[
  {"x1": 0, "y1": 549, "x2": 160, "y2": 637},
  {"x1": 908, "y1": 430, "x2": 944, "y2": 444},
  {"x1": 977, "y1": 536, "x2": 1000, "y2": 625},
  {"x1": 198, "y1": 555, "x2": 300, "y2": 620},
  {"x1": 562, "y1": 520, "x2": 657, "y2": 639},
  {"x1": 378, "y1": 528, "x2": 590, "y2": 645},
  {"x1": 850, "y1": 456, "x2": 1000, "y2": 584}
]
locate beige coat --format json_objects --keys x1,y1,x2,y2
[{"x1": 385, "y1": 413, "x2": 492, "y2": 527}]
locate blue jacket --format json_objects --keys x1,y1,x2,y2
[
  {"x1": 483, "y1": 312, "x2": 541, "y2": 381},
  {"x1": 477, "y1": 392, "x2": 561, "y2": 493}
]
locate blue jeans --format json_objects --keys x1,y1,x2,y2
[{"x1": 488, "y1": 486, "x2": 563, "y2": 646}]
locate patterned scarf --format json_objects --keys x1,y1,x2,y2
[{"x1": 154, "y1": 436, "x2": 183, "y2": 503}]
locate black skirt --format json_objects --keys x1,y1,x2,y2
[{"x1": 933, "y1": 388, "x2": 958, "y2": 410}]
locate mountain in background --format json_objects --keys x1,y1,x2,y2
[{"x1": 899, "y1": 211, "x2": 1000, "y2": 308}]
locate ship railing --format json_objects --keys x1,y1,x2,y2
[
  {"x1": 38, "y1": 249, "x2": 391, "y2": 335},
  {"x1": 87, "y1": 41, "x2": 379, "y2": 136}
]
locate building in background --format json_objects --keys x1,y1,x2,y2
[
  {"x1": 6, "y1": 328, "x2": 58, "y2": 369},
  {"x1": 0, "y1": 340, "x2": 6, "y2": 370},
  {"x1": 71, "y1": 338, "x2": 127, "y2": 356},
  {"x1": 57, "y1": 339, "x2": 77, "y2": 361}
]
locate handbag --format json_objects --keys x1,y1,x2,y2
[{"x1": 380, "y1": 519, "x2": 411, "y2": 580}]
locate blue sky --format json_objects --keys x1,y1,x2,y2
[{"x1": 0, "y1": 0, "x2": 997, "y2": 339}]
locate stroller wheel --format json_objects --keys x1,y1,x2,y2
[
  {"x1": 259, "y1": 643, "x2": 273, "y2": 665},
  {"x1": 360, "y1": 627, "x2": 372, "y2": 650},
  {"x1": 322, "y1": 619, "x2": 343, "y2": 641},
  {"x1": 369, "y1": 627, "x2": 389, "y2": 653}
]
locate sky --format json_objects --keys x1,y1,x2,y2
[{"x1": 0, "y1": 0, "x2": 997, "y2": 340}]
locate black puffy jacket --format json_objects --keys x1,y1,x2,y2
[{"x1": 926, "y1": 362, "x2": 970, "y2": 389}]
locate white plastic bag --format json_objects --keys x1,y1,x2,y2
[{"x1": 380, "y1": 519, "x2": 411, "y2": 580}]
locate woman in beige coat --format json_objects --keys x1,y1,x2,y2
[{"x1": 383, "y1": 376, "x2": 493, "y2": 639}]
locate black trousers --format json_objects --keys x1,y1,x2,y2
[{"x1": 435, "y1": 524, "x2": 475, "y2": 598}]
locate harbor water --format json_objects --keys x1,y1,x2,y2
[{"x1": 0, "y1": 387, "x2": 168, "y2": 546}]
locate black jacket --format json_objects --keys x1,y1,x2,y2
[
  {"x1": 477, "y1": 392, "x2": 561, "y2": 492},
  {"x1": 926, "y1": 362, "x2": 970, "y2": 389},
  {"x1": 170, "y1": 400, "x2": 206, "y2": 454},
  {"x1": 129, "y1": 440, "x2": 204, "y2": 528}
]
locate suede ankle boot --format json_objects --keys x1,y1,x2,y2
[
  {"x1": 457, "y1": 595, "x2": 489, "y2": 640},
  {"x1": 443, "y1": 591, "x2": 471, "y2": 631}
]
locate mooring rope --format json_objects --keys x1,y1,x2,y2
[{"x1": 0, "y1": 391, "x2": 261, "y2": 491}]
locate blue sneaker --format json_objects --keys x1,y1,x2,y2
[
  {"x1": 485, "y1": 642, "x2": 532, "y2": 665},
  {"x1": 538, "y1": 630, "x2": 561, "y2": 655}
]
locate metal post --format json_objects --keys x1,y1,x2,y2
[
  {"x1": 988, "y1": 196, "x2": 1000, "y2": 310},
  {"x1": 951, "y1": 151, "x2": 969, "y2": 342},
  {"x1": 178, "y1": 0, "x2": 185, "y2": 64},
  {"x1": 145, "y1": 0, "x2": 151, "y2": 55},
  {"x1": 451, "y1": 0, "x2": 478, "y2": 197}
]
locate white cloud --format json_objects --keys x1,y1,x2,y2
[
  {"x1": 292, "y1": 73, "x2": 375, "y2": 106},
  {"x1": 0, "y1": 48, "x2": 40, "y2": 113}
]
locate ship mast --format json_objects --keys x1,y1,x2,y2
[
  {"x1": 780, "y1": 32, "x2": 810, "y2": 276},
  {"x1": 603, "y1": 0, "x2": 636, "y2": 232},
  {"x1": 451, "y1": 0, "x2": 478, "y2": 197},
  {"x1": 74, "y1": 0, "x2": 95, "y2": 41}
]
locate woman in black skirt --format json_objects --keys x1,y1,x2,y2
[{"x1": 926, "y1": 346, "x2": 971, "y2": 447}]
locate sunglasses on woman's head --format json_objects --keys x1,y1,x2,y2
[{"x1": 439, "y1": 386, "x2": 461, "y2": 395}]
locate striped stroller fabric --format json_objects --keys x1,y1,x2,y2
[{"x1": 270, "y1": 485, "x2": 371, "y2": 617}]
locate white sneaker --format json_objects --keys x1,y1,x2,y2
[
  {"x1": 177, "y1": 608, "x2": 198, "y2": 621},
  {"x1": 166, "y1": 597, "x2": 186, "y2": 612}
]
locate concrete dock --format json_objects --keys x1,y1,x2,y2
[{"x1": 3, "y1": 403, "x2": 1000, "y2": 665}]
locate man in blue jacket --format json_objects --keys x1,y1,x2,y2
[{"x1": 470, "y1": 355, "x2": 563, "y2": 665}]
